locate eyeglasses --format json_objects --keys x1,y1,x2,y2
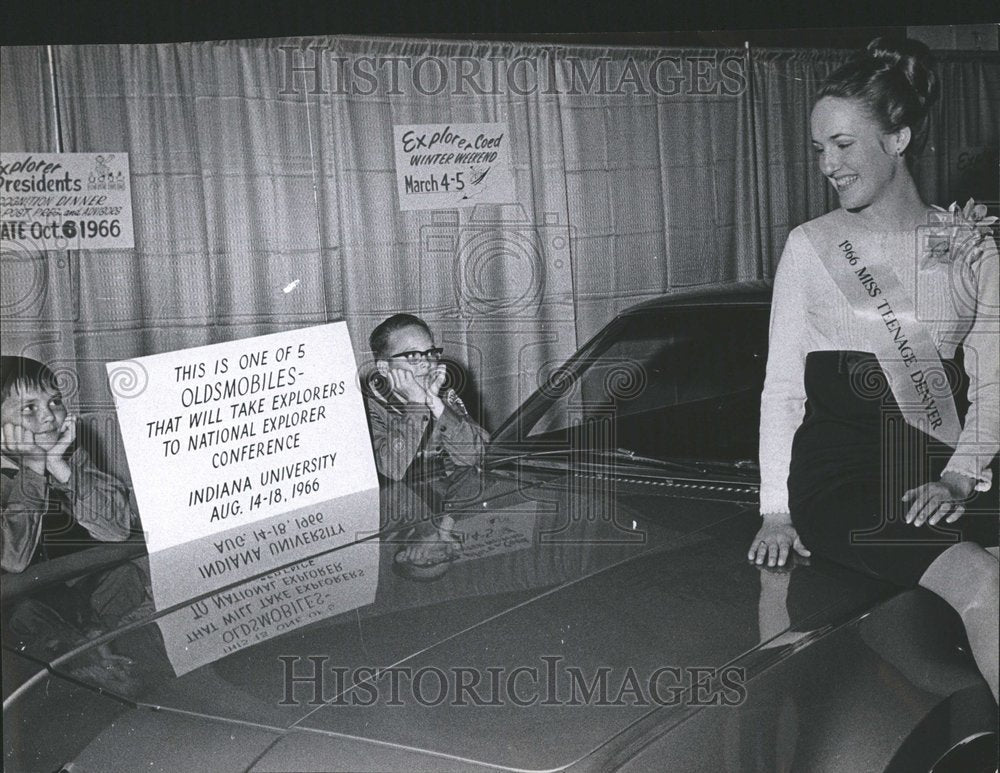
[{"x1": 389, "y1": 347, "x2": 443, "y2": 362}]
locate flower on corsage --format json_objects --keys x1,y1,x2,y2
[{"x1": 922, "y1": 198, "x2": 998, "y2": 268}]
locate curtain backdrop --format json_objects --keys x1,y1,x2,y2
[{"x1": 2, "y1": 38, "x2": 997, "y2": 481}]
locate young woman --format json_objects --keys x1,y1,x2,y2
[{"x1": 749, "y1": 38, "x2": 999, "y2": 702}]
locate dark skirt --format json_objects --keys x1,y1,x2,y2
[{"x1": 789, "y1": 351, "x2": 999, "y2": 587}]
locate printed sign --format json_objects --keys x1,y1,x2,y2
[
  {"x1": 156, "y1": 541, "x2": 379, "y2": 676},
  {"x1": 0, "y1": 152, "x2": 135, "y2": 249},
  {"x1": 107, "y1": 322, "x2": 379, "y2": 609},
  {"x1": 393, "y1": 122, "x2": 515, "y2": 210}
]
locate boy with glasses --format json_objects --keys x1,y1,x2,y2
[
  {"x1": 366, "y1": 313, "x2": 488, "y2": 483},
  {"x1": 366, "y1": 315, "x2": 489, "y2": 573}
]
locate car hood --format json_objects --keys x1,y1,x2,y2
[{"x1": 3, "y1": 466, "x2": 894, "y2": 772}]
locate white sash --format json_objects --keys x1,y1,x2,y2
[{"x1": 801, "y1": 218, "x2": 961, "y2": 447}]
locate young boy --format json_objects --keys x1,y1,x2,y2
[
  {"x1": 366, "y1": 315, "x2": 489, "y2": 572},
  {"x1": 366, "y1": 313, "x2": 489, "y2": 483},
  {"x1": 1, "y1": 355, "x2": 135, "y2": 573}
]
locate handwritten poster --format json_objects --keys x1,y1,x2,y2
[
  {"x1": 393, "y1": 122, "x2": 515, "y2": 210},
  {"x1": 156, "y1": 541, "x2": 379, "y2": 676},
  {"x1": 0, "y1": 152, "x2": 135, "y2": 250},
  {"x1": 107, "y1": 322, "x2": 379, "y2": 609}
]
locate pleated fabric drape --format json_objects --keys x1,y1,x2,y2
[{"x1": 2, "y1": 38, "x2": 996, "y2": 479}]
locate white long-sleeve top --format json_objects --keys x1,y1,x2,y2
[{"x1": 759, "y1": 209, "x2": 1000, "y2": 515}]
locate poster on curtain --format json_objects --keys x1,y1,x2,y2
[
  {"x1": 105, "y1": 322, "x2": 380, "y2": 610},
  {"x1": 393, "y1": 122, "x2": 515, "y2": 210},
  {"x1": 0, "y1": 152, "x2": 135, "y2": 249}
]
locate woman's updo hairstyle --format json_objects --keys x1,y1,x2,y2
[{"x1": 818, "y1": 36, "x2": 939, "y2": 157}]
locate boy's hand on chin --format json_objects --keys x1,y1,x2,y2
[
  {"x1": 45, "y1": 415, "x2": 76, "y2": 483},
  {"x1": 1, "y1": 423, "x2": 48, "y2": 476},
  {"x1": 388, "y1": 368, "x2": 429, "y2": 405},
  {"x1": 426, "y1": 363, "x2": 447, "y2": 397},
  {"x1": 421, "y1": 366, "x2": 447, "y2": 418},
  {"x1": 47, "y1": 415, "x2": 76, "y2": 457}
]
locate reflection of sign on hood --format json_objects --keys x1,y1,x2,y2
[{"x1": 156, "y1": 540, "x2": 379, "y2": 676}]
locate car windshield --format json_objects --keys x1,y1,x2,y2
[{"x1": 495, "y1": 304, "x2": 770, "y2": 464}]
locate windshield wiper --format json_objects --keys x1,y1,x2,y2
[
  {"x1": 487, "y1": 447, "x2": 711, "y2": 475},
  {"x1": 611, "y1": 448, "x2": 709, "y2": 474},
  {"x1": 612, "y1": 452, "x2": 760, "y2": 476}
]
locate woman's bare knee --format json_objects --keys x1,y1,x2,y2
[{"x1": 920, "y1": 542, "x2": 999, "y2": 613}]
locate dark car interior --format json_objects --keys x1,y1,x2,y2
[{"x1": 515, "y1": 304, "x2": 771, "y2": 464}]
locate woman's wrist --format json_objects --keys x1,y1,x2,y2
[{"x1": 760, "y1": 511, "x2": 793, "y2": 524}]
